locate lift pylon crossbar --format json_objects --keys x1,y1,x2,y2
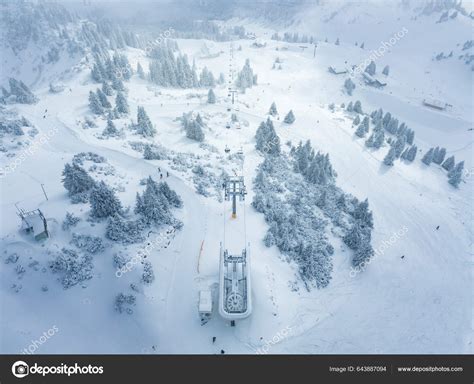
[{"x1": 223, "y1": 176, "x2": 246, "y2": 218}]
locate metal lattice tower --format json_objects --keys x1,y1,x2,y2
[{"x1": 228, "y1": 89, "x2": 237, "y2": 104}]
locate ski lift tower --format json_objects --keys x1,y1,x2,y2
[
  {"x1": 224, "y1": 176, "x2": 246, "y2": 219},
  {"x1": 228, "y1": 88, "x2": 237, "y2": 105},
  {"x1": 219, "y1": 175, "x2": 251, "y2": 324}
]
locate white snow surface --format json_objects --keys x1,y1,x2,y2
[{"x1": 0, "y1": 2, "x2": 472, "y2": 354}]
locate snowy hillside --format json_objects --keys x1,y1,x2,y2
[{"x1": 0, "y1": 0, "x2": 472, "y2": 355}]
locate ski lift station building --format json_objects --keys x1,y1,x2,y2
[
  {"x1": 19, "y1": 209, "x2": 49, "y2": 241},
  {"x1": 199, "y1": 290, "x2": 213, "y2": 323},
  {"x1": 423, "y1": 98, "x2": 447, "y2": 110},
  {"x1": 328, "y1": 66, "x2": 348, "y2": 75},
  {"x1": 218, "y1": 245, "x2": 252, "y2": 320}
]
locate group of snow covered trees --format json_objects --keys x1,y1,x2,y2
[
  {"x1": 62, "y1": 155, "x2": 182, "y2": 244},
  {"x1": 62, "y1": 162, "x2": 97, "y2": 202},
  {"x1": 62, "y1": 162, "x2": 126, "y2": 220},
  {"x1": 171, "y1": 21, "x2": 247, "y2": 42},
  {"x1": 422, "y1": 146, "x2": 465, "y2": 187},
  {"x1": 292, "y1": 140, "x2": 337, "y2": 185},
  {"x1": 366, "y1": 110, "x2": 417, "y2": 166},
  {"x1": 346, "y1": 100, "x2": 364, "y2": 114},
  {"x1": 291, "y1": 140, "x2": 374, "y2": 270},
  {"x1": 147, "y1": 42, "x2": 222, "y2": 88},
  {"x1": 62, "y1": 160, "x2": 123, "y2": 217},
  {"x1": 255, "y1": 118, "x2": 280, "y2": 155},
  {"x1": 89, "y1": 181, "x2": 123, "y2": 218},
  {"x1": 253, "y1": 117, "x2": 375, "y2": 287},
  {"x1": 89, "y1": 52, "x2": 131, "y2": 119},
  {"x1": 421, "y1": 146, "x2": 447, "y2": 166},
  {"x1": 271, "y1": 32, "x2": 317, "y2": 44},
  {"x1": 181, "y1": 111, "x2": 205, "y2": 142},
  {"x1": 108, "y1": 175, "x2": 183, "y2": 243},
  {"x1": 266, "y1": 102, "x2": 296, "y2": 124},
  {"x1": 1, "y1": 78, "x2": 37, "y2": 104},
  {"x1": 253, "y1": 154, "x2": 335, "y2": 289},
  {"x1": 79, "y1": 16, "x2": 144, "y2": 56},
  {"x1": 347, "y1": 102, "x2": 466, "y2": 188},
  {"x1": 89, "y1": 88, "x2": 128, "y2": 117},
  {"x1": 61, "y1": 160, "x2": 182, "y2": 299},
  {"x1": 91, "y1": 51, "x2": 133, "y2": 84},
  {"x1": 131, "y1": 106, "x2": 156, "y2": 137},
  {"x1": 134, "y1": 176, "x2": 183, "y2": 226},
  {"x1": 364, "y1": 60, "x2": 390, "y2": 76},
  {"x1": 347, "y1": 102, "x2": 418, "y2": 165},
  {"x1": 94, "y1": 101, "x2": 154, "y2": 138},
  {"x1": 342, "y1": 198, "x2": 375, "y2": 268}
]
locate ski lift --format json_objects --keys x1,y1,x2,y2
[
  {"x1": 224, "y1": 145, "x2": 230, "y2": 153},
  {"x1": 237, "y1": 147, "x2": 243, "y2": 155},
  {"x1": 218, "y1": 245, "x2": 252, "y2": 321},
  {"x1": 226, "y1": 122, "x2": 231, "y2": 129},
  {"x1": 18, "y1": 208, "x2": 49, "y2": 241}
]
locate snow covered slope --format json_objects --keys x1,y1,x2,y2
[{"x1": 0, "y1": 1, "x2": 472, "y2": 355}]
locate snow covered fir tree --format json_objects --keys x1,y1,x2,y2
[
  {"x1": 284, "y1": 110, "x2": 295, "y2": 124},
  {"x1": 235, "y1": 59, "x2": 257, "y2": 92},
  {"x1": 181, "y1": 111, "x2": 205, "y2": 141}
]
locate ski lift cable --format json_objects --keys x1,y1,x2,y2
[
  {"x1": 242, "y1": 155, "x2": 247, "y2": 248},
  {"x1": 223, "y1": 189, "x2": 226, "y2": 249}
]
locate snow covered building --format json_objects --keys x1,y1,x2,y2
[
  {"x1": 328, "y1": 66, "x2": 348, "y2": 75},
  {"x1": 423, "y1": 98, "x2": 447, "y2": 110},
  {"x1": 362, "y1": 72, "x2": 387, "y2": 88},
  {"x1": 252, "y1": 39, "x2": 266, "y2": 48},
  {"x1": 199, "y1": 290, "x2": 213, "y2": 324},
  {"x1": 19, "y1": 209, "x2": 49, "y2": 241}
]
